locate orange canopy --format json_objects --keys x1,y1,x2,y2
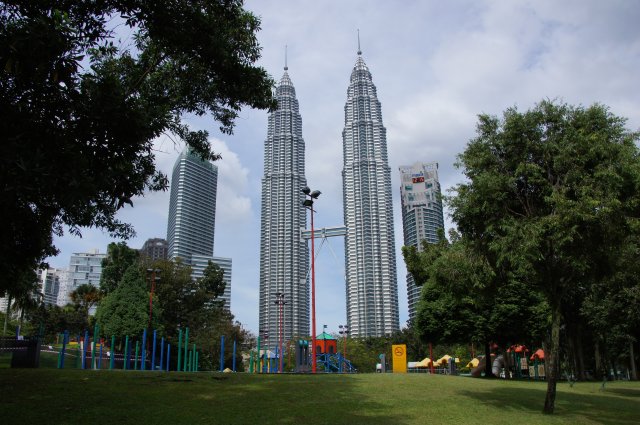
[{"x1": 530, "y1": 348, "x2": 544, "y2": 361}]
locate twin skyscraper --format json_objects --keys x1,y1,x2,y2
[{"x1": 259, "y1": 47, "x2": 400, "y2": 346}]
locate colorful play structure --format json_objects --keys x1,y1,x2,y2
[
  {"x1": 248, "y1": 332, "x2": 356, "y2": 373},
  {"x1": 407, "y1": 354, "x2": 460, "y2": 374},
  {"x1": 467, "y1": 345, "x2": 546, "y2": 379}
]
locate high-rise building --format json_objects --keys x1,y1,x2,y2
[
  {"x1": 399, "y1": 162, "x2": 445, "y2": 322},
  {"x1": 342, "y1": 48, "x2": 399, "y2": 337},
  {"x1": 63, "y1": 250, "x2": 105, "y2": 312},
  {"x1": 259, "y1": 63, "x2": 308, "y2": 349},
  {"x1": 40, "y1": 268, "x2": 64, "y2": 307},
  {"x1": 167, "y1": 148, "x2": 218, "y2": 263},
  {"x1": 140, "y1": 238, "x2": 168, "y2": 262}
]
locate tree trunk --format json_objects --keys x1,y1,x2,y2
[
  {"x1": 484, "y1": 341, "x2": 493, "y2": 378},
  {"x1": 576, "y1": 326, "x2": 586, "y2": 381},
  {"x1": 543, "y1": 301, "x2": 561, "y2": 414},
  {"x1": 630, "y1": 340, "x2": 638, "y2": 381},
  {"x1": 503, "y1": 345, "x2": 512, "y2": 379},
  {"x1": 595, "y1": 339, "x2": 603, "y2": 380}
]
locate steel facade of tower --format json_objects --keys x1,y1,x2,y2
[
  {"x1": 167, "y1": 148, "x2": 218, "y2": 263},
  {"x1": 399, "y1": 162, "x2": 445, "y2": 322},
  {"x1": 259, "y1": 68, "x2": 308, "y2": 349},
  {"x1": 342, "y1": 52, "x2": 399, "y2": 337}
]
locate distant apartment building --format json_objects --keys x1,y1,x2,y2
[
  {"x1": 140, "y1": 238, "x2": 168, "y2": 262},
  {"x1": 399, "y1": 162, "x2": 445, "y2": 322},
  {"x1": 58, "y1": 250, "x2": 105, "y2": 309},
  {"x1": 40, "y1": 268, "x2": 64, "y2": 307}
]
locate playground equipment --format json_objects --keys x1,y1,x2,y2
[{"x1": 316, "y1": 352, "x2": 356, "y2": 373}]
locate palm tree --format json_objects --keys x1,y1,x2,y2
[{"x1": 70, "y1": 284, "x2": 102, "y2": 316}]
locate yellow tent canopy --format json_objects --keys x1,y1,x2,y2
[
  {"x1": 437, "y1": 354, "x2": 461, "y2": 364},
  {"x1": 416, "y1": 357, "x2": 433, "y2": 367},
  {"x1": 466, "y1": 358, "x2": 480, "y2": 368}
]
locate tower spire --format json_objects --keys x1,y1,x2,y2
[
  {"x1": 357, "y1": 29, "x2": 361, "y2": 55},
  {"x1": 284, "y1": 45, "x2": 288, "y2": 71}
]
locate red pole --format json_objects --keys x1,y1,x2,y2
[
  {"x1": 429, "y1": 342, "x2": 435, "y2": 374},
  {"x1": 311, "y1": 206, "x2": 317, "y2": 374},
  {"x1": 279, "y1": 299, "x2": 283, "y2": 373}
]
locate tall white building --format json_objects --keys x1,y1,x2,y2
[
  {"x1": 167, "y1": 148, "x2": 218, "y2": 263},
  {"x1": 62, "y1": 250, "x2": 105, "y2": 311},
  {"x1": 399, "y1": 162, "x2": 445, "y2": 322},
  {"x1": 342, "y1": 48, "x2": 399, "y2": 337},
  {"x1": 259, "y1": 64, "x2": 309, "y2": 349},
  {"x1": 166, "y1": 148, "x2": 233, "y2": 309}
]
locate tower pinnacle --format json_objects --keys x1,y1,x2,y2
[
  {"x1": 357, "y1": 29, "x2": 362, "y2": 55},
  {"x1": 284, "y1": 45, "x2": 288, "y2": 71}
]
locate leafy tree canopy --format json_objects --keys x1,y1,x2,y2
[
  {"x1": 95, "y1": 264, "x2": 160, "y2": 337},
  {"x1": 100, "y1": 242, "x2": 140, "y2": 294},
  {"x1": 0, "y1": 0, "x2": 276, "y2": 296},
  {"x1": 449, "y1": 100, "x2": 640, "y2": 413}
]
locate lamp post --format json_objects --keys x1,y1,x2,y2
[
  {"x1": 274, "y1": 292, "x2": 287, "y2": 373},
  {"x1": 339, "y1": 324, "x2": 349, "y2": 362},
  {"x1": 302, "y1": 186, "x2": 321, "y2": 374}
]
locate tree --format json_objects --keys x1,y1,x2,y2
[
  {"x1": 198, "y1": 260, "x2": 226, "y2": 306},
  {"x1": 69, "y1": 283, "x2": 101, "y2": 316},
  {"x1": 449, "y1": 100, "x2": 640, "y2": 413},
  {"x1": 100, "y1": 242, "x2": 140, "y2": 294},
  {"x1": 95, "y1": 264, "x2": 160, "y2": 338},
  {"x1": 2, "y1": 268, "x2": 40, "y2": 335},
  {"x1": 0, "y1": 0, "x2": 276, "y2": 296},
  {"x1": 404, "y1": 231, "x2": 548, "y2": 378}
]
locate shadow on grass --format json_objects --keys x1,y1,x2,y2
[
  {"x1": 0, "y1": 370, "x2": 411, "y2": 425},
  {"x1": 458, "y1": 385, "x2": 640, "y2": 425},
  {"x1": 603, "y1": 388, "x2": 640, "y2": 398}
]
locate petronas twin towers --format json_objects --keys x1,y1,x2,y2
[{"x1": 259, "y1": 47, "x2": 398, "y2": 345}]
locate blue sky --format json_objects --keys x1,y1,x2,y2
[{"x1": 47, "y1": 0, "x2": 640, "y2": 336}]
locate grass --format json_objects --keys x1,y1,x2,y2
[{"x1": 0, "y1": 368, "x2": 638, "y2": 425}]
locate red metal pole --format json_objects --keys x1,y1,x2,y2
[
  {"x1": 429, "y1": 342, "x2": 435, "y2": 374},
  {"x1": 279, "y1": 299, "x2": 283, "y2": 373},
  {"x1": 311, "y1": 206, "x2": 317, "y2": 374}
]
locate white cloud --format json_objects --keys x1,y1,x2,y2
[{"x1": 49, "y1": 0, "x2": 640, "y2": 334}]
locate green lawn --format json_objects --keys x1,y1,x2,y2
[{"x1": 0, "y1": 369, "x2": 638, "y2": 424}]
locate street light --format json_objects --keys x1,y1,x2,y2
[
  {"x1": 302, "y1": 186, "x2": 321, "y2": 374},
  {"x1": 274, "y1": 292, "x2": 287, "y2": 373},
  {"x1": 339, "y1": 324, "x2": 349, "y2": 361}
]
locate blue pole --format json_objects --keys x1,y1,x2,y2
[
  {"x1": 151, "y1": 330, "x2": 157, "y2": 371},
  {"x1": 233, "y1": 340, "x2": 237, "y2": 372},
  {"x1": 59, "y1": 330, "x2": 68, "y2": 369},
  {"x1": 159, "y1": 337, "x2": 164, "y2": 372},
  {"x1": 220, "y1": 335, "x2": 225, "y2": 372},
  {"x1": 82, "y1": 330, "x2": 89, "y2": 369},
  {"x1": 141, "y1": 328, "x2": 147, "y2": 371},
  {"x1": 166, "y1": 343, "x2": 171, "y2": 372}
]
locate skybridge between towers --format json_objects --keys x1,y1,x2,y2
[{"x1": 300, "y1": 226, "x2": 347, "y2": 240}]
